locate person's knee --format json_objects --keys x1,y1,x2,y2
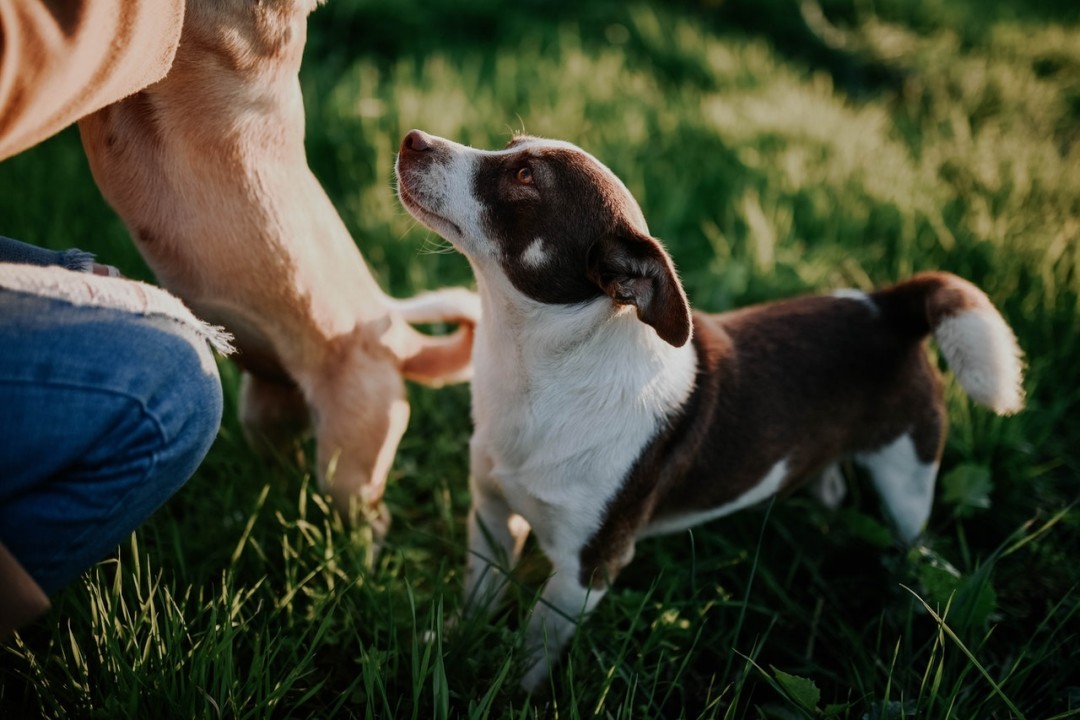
[
  {"x1": 147, "y1": 327, "x2": 224, "y2": 487},
  {"x1": 171, "y1": 358, "x2": 223, "y2": 481},
  {"x1": 154, "y1": 332, "x2": 223, "y2": 483},
  {"x1": 0, "y1": 302, "x2": 225, "y2": 597}
]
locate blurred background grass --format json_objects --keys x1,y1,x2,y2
[{"x1": 1, "y1": 0, "x2": 1078, "y2": 717}]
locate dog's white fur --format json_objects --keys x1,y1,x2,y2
[
  {"x1": 640, "y1": 457, "x2": 790, "y2": 538},
  {"x1": 855, "y1": 435, "x2": 939, "y2": 544},
  {"x1": 467, "y1": 274, "x2": 699, "y2": 688},
  {"x1": 935, "y1": 310, "x2": 1025, "y2": 414}
]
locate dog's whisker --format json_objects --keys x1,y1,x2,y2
[
  {"x1": 417, "y1": 236, "x2": 456, "y2": 255},
  {"x1": 392, "y1": 213, "x2": 455, "y2": 254},
  {"x1": 392, "y1": 215, "x2": 423, "y2": 242}
]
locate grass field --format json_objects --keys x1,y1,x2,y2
[{"x1": 2, "y1": 0, "x2": 1079, "y2": 717}]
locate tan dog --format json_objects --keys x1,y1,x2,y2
[{"x1": 78, "y1": 0, "x2": 478, "y2": 531}]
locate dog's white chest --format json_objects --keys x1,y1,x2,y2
[{"x1": 470, "y1": 301, "x2": 698, "y2": 552}]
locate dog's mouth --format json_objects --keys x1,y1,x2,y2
[{"x1": 397, "y1": 177, "x2": 463, "y2": 239}]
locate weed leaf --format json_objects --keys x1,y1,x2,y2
[
  {"x1": 941, "y1": 464, "x2": 994, "y2": 518},
  {"x1": 771, "y1": 666, "x2": 821, "y2": 713}
]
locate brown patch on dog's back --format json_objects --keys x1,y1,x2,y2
[
  {"x1": 873, "y1": 272, "x2": 992, "y2": 331},
  {"x1": 580, "y1": 294, "x2": 947, "y2": 587}
]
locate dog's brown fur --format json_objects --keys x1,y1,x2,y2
[{"x1": 79, "y1": 0, "x2": 477, "y2": 529}]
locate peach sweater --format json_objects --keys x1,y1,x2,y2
[{"x1": 0, "y1": 0, "x2": 184, "y2": 161}]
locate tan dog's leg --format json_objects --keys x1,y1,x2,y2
[{"x1": 238, "y1": 372, "x2": 310, "y2": 458}]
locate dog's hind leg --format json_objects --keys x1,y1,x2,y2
[{"x1": 855, "y1": 433, "x2": 940, "y2": 544}]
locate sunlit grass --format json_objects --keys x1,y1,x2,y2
[{"x1": 1, "y1": 0, "x2": 1078, "y2": 717}]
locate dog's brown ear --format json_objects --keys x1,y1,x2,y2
[{"x1": 587, "y1": 231, "x2": 692, "y2": 346}]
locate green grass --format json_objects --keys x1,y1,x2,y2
[{"x1": 2, "y1": 0, "x2": 1079, "y2": 717}]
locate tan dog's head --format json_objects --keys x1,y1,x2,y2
[{"x1": 395, "y1": 131, "x2": 691, "y2": 347}]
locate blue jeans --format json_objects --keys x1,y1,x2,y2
[{"x1": 0, "y1": 288, "x2": 223, "y2": 595}]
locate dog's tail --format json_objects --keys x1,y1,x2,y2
[
  {"x1": 872, "y1": 272, "x2": 1025, "y2": 415},
  {"x1": 388, "y1": 287, "x2": 481, "y2": 387}
]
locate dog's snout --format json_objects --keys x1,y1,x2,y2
[{"x1": 402, "y1": 129, "x2": 435, "y2": 154}]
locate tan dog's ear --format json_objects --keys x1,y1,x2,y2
[{"x1": 586, "y1": 231, "x2": 692, "y2": 347}]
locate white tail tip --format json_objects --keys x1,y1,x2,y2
[{"x1": 934, "y1": 309, "x2": 1025, "y2": 415}]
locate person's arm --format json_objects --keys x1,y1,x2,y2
[
  {"x1": 0, "y1": 543, "x2": 49, "y2": 639},
  {"x1": 0, "y1": 0, "x2": 185, "y2": 161},
  {"x1": 0, "y1": 234, "x2": 93, "y2": 268},
  {"x1": 0, "y1": 235, "x2": 120, "y2": 275}
]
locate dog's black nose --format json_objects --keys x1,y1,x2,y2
[{"x1": 402, "y1": 130, "x2": 434, "y2": 154}]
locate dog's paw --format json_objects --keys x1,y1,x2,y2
[
  {"x1": 520, "y1": 648, "x2": 553, "y2": 695},
  {"x1": 421, "y1": 611, "x2": 462, "y2": 645},
  {"x1": 811, "y1": 463, "x2": 847, "y2": 510}
]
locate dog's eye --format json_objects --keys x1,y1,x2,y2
[{"x1": 515, "y1": 167, "x2": 533, "y2": 185}]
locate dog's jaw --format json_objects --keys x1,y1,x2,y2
[
  {"x1": 396, "y1": 179, "x2": 463, "y2": 241},
  {"x1": 395, "y1": 131, "x2": 495, "y2": 260}
]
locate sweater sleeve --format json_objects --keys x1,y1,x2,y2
[
  {"x1": 0, "y1": 0, "x2": 185, "y2": 161},
  {"x1": 0, "y1": 235, "x2": 95, "y2": 270}
]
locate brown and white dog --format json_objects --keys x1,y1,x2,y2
[
  {"x1": 77, "y1": 1, "x2": 478, "y2": 531},
  {"x1": 395, "y1": 129, "x2": 1025, "y2": 691}
]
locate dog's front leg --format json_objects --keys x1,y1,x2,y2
[
  {"x1": 463, "y1": 448, "x2": 523, "y2": 616},
  {"x1": 521, "y1": 564, "x2": 608, "y2": 693}
]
